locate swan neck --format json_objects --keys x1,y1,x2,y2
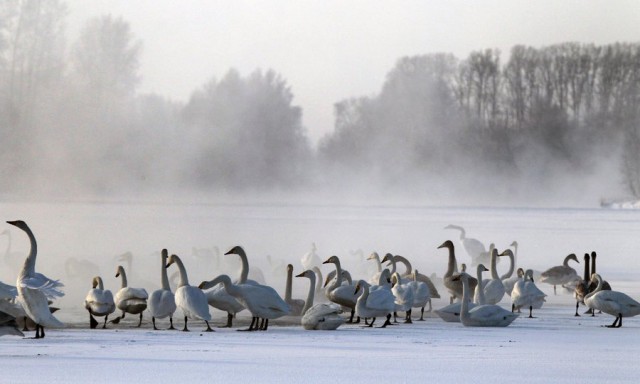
[
  {"x1": 332, "y1": 259, "x2": 343, "y2": 287},
  {"x1": 373, "y1": 254, "x2": 381, "y2": 272},
  {"x1": 160, "y1": 253, "x2": 171, "y2": 290},
  {"x1": 18, "y1": 224, "x2": 38, "y2": 278},
  {"x1": 395, "y1": 255, "x2": 412, "y2": 275},
  {"x1": 119, "y1": 268, "x2": 128, "y2": 288},
  {"x1": 285, "y1": 267, "x2": 293, "y2": 301},
  {"x1": 173, "y1": 256, "x2": 189, "y2": 287},
  {"x1": 237, "y1": 249, "x2": 249, "y2": 283},
  {"x1": 312, "y1": 267, "x2": 323, "y2": 293},
  {"x1": 94, "y1": 276, "x2": 104, "y2": 290},
  {"x1": 490, "y1": 250, "x2": 499, "y2": 280},
  {"x1": 585, "y1": 275, "x2": 603, "y2": 301},
  {"x1": 445, "y1": 246, "x2": 456, "y2": 278},
  {"x1": 591, "y1": 255, "x2": 596, "y2": 275},
  {"x1": 500, "y1": 252, "x2": 514, "y2": 280},
  {"x1": 583, "y1": 256, "x2": 590, "y2": 282},
  {"x1": 476, "y1": 268, "x2": 486, "y2": 305},
  {"x1": 302, "y1": 274, "x2": 315, "y2": 315},
  {"x1": 460, "y1": 276, "x2": 470, "y2": 321}
]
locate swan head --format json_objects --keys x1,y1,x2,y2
[
  {"x1": 354, "y1": 280, "x2": 368, "y2": 294},
  {"x1": 381, "y1": 253, "x2": 394, "y2": 264},
  {"x1": 437, "y1": 240, "x2": 454, "y2": 250},
  {"x1": 525, "y1": 269, "x2": 535, "y2": 282},
  {"x1": 166, "y1": 254, "x2": 181, "y2": 268},
  {"x1": 460, "y1": 263, "x2": 467, "y2": 272},
  {"x1": 92, "y1": 276, "x2": 101, "y2": 289},
  {"x1": 296, "y1": 270, "x2": 312, "y2": 279},
  {"x1": 224, "y1": 245, "x2": 245, "y2": 256},
  {"x1": 450, "y1": 272, "x2": 469, "y2": 282},
  {"x1": 366, "y1": 252, "x2": 379, "y2": 261},
  {"x1": 477, "y1": 264, "x2": 489, "y2": 273},
  {"x1": 510, "y1": 240, "x2": 518, "y2": 248},
  {"x1": 115, "y1": 265, "x2": 125, "y2": 277},
  {"x1": 161, "y1": 248, "x2": 168, "y2": 260},
  {"x1": 591, "y1": 251, "x2": 597, "y2": 259},
  {"x1": 390, "y1": 272, "x2": 402, "y2": 286},
  {"x1": 566, "y1": 253, "x2": 579, "y2": 264},
  {"x1": 583, "y1": 253, "x2": 590, "y2": 262},
  {"x1": 287, "y1": 264, "x2": 294, "y2": 273},
  {"x1": 6, "y1": 220, "x2": 28, "y2": 231},
  {"x1": 516, "y1": 268, "x2": 525, "y2": 278},
  {"x1": 322, "y1": 255, "x2": 340, "y2": 265},
  {"x1": 498, "y1": 249, "x2": 513, "y2": 257}
]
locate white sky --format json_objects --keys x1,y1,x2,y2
[{"x1": 64, "y1": 0, "x2": 640, "y2": 144}]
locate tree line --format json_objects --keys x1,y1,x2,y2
[{"x1": 1, "y1": 1, "x2": 638, "y2": 203}]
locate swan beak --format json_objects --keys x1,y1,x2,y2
[
  {"x1": 322, "y1": 258, "x2": 331, "y2": 264},
  {"x1": 115, "y1": 272, "x2": 120, "y2": 278},
  {"x1": 354, "y1": 284, "x2": 361, "y2": 295},
  {"x1": 295, "y1": 272, "x2": 305, "y2": 278},
  {"x1": 165, "y1": 260, "x2": 174, "y2": 269},
  {"x1": 437, "y1": 241, "x2": 448, "y2": 249},
  {"x1": 198, "y1": 281, "x2": 206, "y2": 289},
  {"x1": 323, "y1": 275, "x2": 332, "y2": 287}
]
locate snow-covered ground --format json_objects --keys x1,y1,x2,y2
[{"x1": 1, "y1": 201, "x2": 640, "y2": 382}]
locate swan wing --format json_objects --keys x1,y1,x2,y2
[
  {"x1": 0, "y1": 281, "x2": 17, "y2": 300},
  {"x1": 20, "y1": 274, "x2": 64, "y2": 299},
  {"x1": 116, "y1": 287, "x2": 148, "y2": 301}
]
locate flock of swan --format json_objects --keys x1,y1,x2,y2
[{"x1": 1, "y1": 220, "x2": 640, "y2": 339}]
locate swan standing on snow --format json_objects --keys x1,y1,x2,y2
[
  {"x1": 573, "y1": 253, "x2": 590, "y2": 317},
  {"x1": 511, "y1": 269, "x2": 546, "y2": 318},
  {"x1": 540, "y1": 254, "x2": 580, "y2": 295},
  {"x1": 199, "y1": 274, "x2": 290, "y2": 331},
  {"x1": 393, "y1": 254, "x2": 441, "y2": 306},
  {"x1": 296, "y1": 269, "x2": 345, "y2": 330},
  {"x1": 84, "y1": 276, "x2": 115, "y2": 329},
  {"x1": 323, "y1": 255, "x2": 360, "y2": 323},
  {"x1": 473, "y1": 248, "x2": 506, "y2": 305},
  {"x1": 452, "y1": 270, "x2": 518, "y2": 327},
  {"x1": 435, "y1": 265, "x2": 485, "y2": 323},
  {"x1": 585, "y1": 273, "x2": 640, "y2": 328},
  {"x1": 390, "y1": 272, "x2": 414, "y2": 323},
  {"x1": 354, "y1": 280, "x2": 395, "y2": 328},
  {"x1": 438, "y1": 240, "x2": 478, "y2": 303},
  {"x1": 408, "y1": 270, "x2": 431, "y2": 321},
  {"x1": 148, "y1": 249, "x2": 177, "y2": 330},
  {"x1": 8, "y1": 220, "x2": 64, "y2": 339},
  {"x1": 166, "y1": 254, "x2": 213, "y2": 332},
  {"x1": 112, "y1": 265, "x2": 148, "y2": 327}
]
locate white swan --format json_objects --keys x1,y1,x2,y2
[
  {"x1": 148, "y1": 249, "x2": 177, "y2": 330},
  {"x1": 452, "y1": 269, "x2": 519, "y2": 327},
  {"x1": 539, "y1": 254, "x2": 580, "y2": 295},
  {"x1": 438, "y1": 240, "x2": 478, "y2": 303},
  {"x1": 444, "y1": 224, "x2": 487, "y2": 266},
  {"x1": 285, "y1": 264, "x2": 305, "y2": 316},
  {"x1": 393, "y1": 254, "x2": 441, "y2": 303},
  {"x1": 473, "y1": 248, "x2": 505, "y2": 305},
  {"x1": 166, "y1": 254, "x2": 213, "y2": 332},
  {"x1": 354, "y1": 280, "x2": 395, "y2": 328},
  {"x1": 391, "y1": 272, "x2": 415, "y2": 323},
  {"x1": 322, "y1": 255, "x2": 360, "y2": 323},
  {"x1": 434, "y1": 265, "x2": 484, "y2": 323},
  {"x1": 511, "y1": 269, "x2": 546, "y2": 317},
  {"x1": 408, "y1": 270, "x2": 431, "y2": 321},
  {"x1": 0, "y1": 279, "x2": 17, "y2": 300},
  {"x1": 296, "y1": 269, "x2": 345, "y2": 330},
  {"x1": 366, "y1": 252, "x2": 385, "y2": 285},
  {"x1": 199, "y1": 274, "x2": 290, "y2": 331},
  {"x1": 84, "y1": 276, "x2": 115, "y2": 329},
  {"x1": 8, "y1": 220, "x2": 64, "y2": 339},
  {"x1": 113, "y1": 265, "x2": 148, "y2": 327},
  {"x1": 300, "y1": 242, "x2": 321, "y2": 270},
  {"x1": 311, "y1": 266, "x2": 327, "y2": 302},
  {"x1": 585, "y1": 273, "x2": 640, "y2": 328}
]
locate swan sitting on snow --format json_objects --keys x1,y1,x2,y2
[
  {"x1": 148, "y1": 249, "x2": 177, "y2": 330},
  {"x1": 166, "y1": 254, "x2": 213, "y2": 332},
  {"x1": 84, "y1": 276, "x2": 115, "y2": 329},
  {"x1": 296, "y1": 269, "x2": 345, "y2": 330},
  {"x1": 473, "y1": 248, "x2": 506, "y2": 305},
  {"x1": 585, "y1": 273, "x2": 640, "y2": 328},
  {"x1": 8, "y1": 220, "x2": 64, "y2": 339},
  {"x1": 112, "y1": 265, "x2": 148, "y2": 327},
  {"x1": 452, "y1": 269, "x2": 518, "y2": 327},
  {"x1": 323, "y1": 256, "x2": 360, "y2": 323}
]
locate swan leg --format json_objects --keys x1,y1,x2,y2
[
  {"x1": 418, "y1": 307, "x2": 425, "y2": 321},
  {"x1": 103, "y1": 315, "x2": 109, "y2": 329},
  {"x1": 221, "y1": 313, "x2": 233, "y2": 328},
  {"x1": 404, "y1": 310, "x2": 412, "y2": 324},
  {"x1": 574, "y1": 301, "x2": 580, "y2": 317},
  {"x1": 353, "y1": 316, "x2": 361, "y2": 324},
  {"x1": 528, "y1": 306, "x2": 535, "y2": 318},
  {"x1": 168, "y1": 317, "x2": 176, "y2": 330},
  {"x1": 22, "y1": 316, "x2": 29, "y2": 331},
  {"x1": 364, "y1": 318, "x2": 370, "y2": 326},
  {"x1": 204, "y1": 320, "x2": 214, "y2": 332},
  {"x1": 89, "y1": 312, "x2": 99, "y2": 329},
  {"x1": 393, "y1": 311, "x2": 399, "y2": 323},
  {"x1": 553, "y1": 285, "x2": 557, "y2": 295},
  {"x1": 379, "y1": 314, "x2": 392, "y2": 328},
  {"x1": 347, "y1": 309, "x2": 356, "y2": 323},
  {"x1": 137, "y1": 313, "x2": 143, "y2": 327},
  {"x1": 239, "y1": 317, "x2": 257, "y2": 331},
  {"x1": 152, "y1": 317, "x2": 158, "y2": 330},
  {"x1": 366, "y1": 318, "x2": 375, "y2": 328},
  {"x1": 617, "y1": 315, "x2": 623, "y2": 328},
  {"x1": 584, "y1": 308, "x2": 594, "y2": 315},
  {"x1": 605, "y1": 315, "x2": 620, "y2": 328},
  {"x1": 261, "y1": 319, "x2": 269, "y2": 331},
  {"x1": 182, "y1": 316, "x2": 189, "y2": 332},
  {"x1": 427, "y1": 299, "x2": 433, "y2": 313}
]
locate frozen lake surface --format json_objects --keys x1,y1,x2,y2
[{"x1": 1, "y1": 201, "x2": 640, "y2": 382}]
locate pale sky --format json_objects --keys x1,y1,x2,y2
[{"x1": 64, "y1": 0, "x2": 640, "y2": 144}]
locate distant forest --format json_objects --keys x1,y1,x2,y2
[{"x1": 1, "y1": 1, "x2": 639, "y2": 205}]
